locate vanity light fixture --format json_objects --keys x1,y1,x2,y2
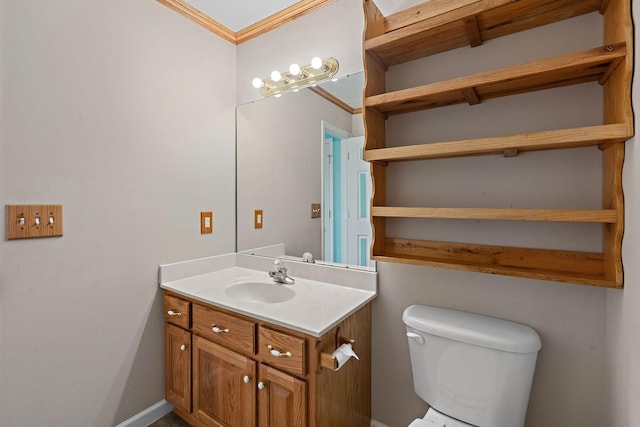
[{"x1": 252, "y1": 57, "x2": 339, "y2": 98}]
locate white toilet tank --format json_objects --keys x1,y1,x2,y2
[{"x1": 403, "y1": 305, "x2": 541, "y2": 427}]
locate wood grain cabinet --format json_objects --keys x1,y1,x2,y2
[
  {"x1": 165, "y1": 323, "x2": 192, "y2": 413},
  {"x1": 163, "y1": 292, "x2": 371, "y2": 427},
  {"x1": 362, "y1": 0, "x2": 633, "y2": 287}
]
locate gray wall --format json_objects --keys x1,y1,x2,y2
[
  {"x1": 2, "y1": 1, "x2": 640, "y2": 427},
  {"x1": 0, "y1": 0, "x2": 236, "y2": 425}
]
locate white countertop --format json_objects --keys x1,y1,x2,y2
[{"x1": 160, "y1": 254, "x2": 377, "y2": 337}]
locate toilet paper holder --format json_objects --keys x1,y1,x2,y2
[{"x1": 320, "y1": 336, "x2": 357, "y2": 371}]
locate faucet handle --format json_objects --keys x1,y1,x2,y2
[{"x1": 273, "y1": 258, "x2": 286, "y2": 272}]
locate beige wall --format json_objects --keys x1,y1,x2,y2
[
  {"x1": 0, "y1": 0, "x2": 236, "y2": 425},
  {"x1": 2, "y1": 1, "x2": 639, "y2": 427}
]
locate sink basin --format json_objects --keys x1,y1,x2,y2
[{"x1": 225, "y1": 281, "x2": 295, "y2": 304}]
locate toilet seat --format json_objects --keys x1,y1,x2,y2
[{"x1": 408, "y1": 408, "x2": 475, "y2": 427}]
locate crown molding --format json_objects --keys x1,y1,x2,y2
[
  {"x1": 157, "y1": 0, "x2": 335, "y2": 45},
  {"x1": 309, "y1": 86, "x2": 362, "y2": 115}
]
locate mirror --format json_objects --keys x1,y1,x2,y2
[{"x1": 236, "y1": 72, "x2": 374, "y2": 269}]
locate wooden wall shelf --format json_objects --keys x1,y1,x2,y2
[
  {"x1": 376, "y1": 238, "x2": 612, "y2": 288},
  {"x1": 362, "y1": 0, "x2": 633, "y2": 287},
  {"x1": 365, "y1": 43, "x2": 626, "y2": 116},
  {"x1": 371, "y1": 207, "x2": 618, "y2": 223},
  {"x1": 365, "y1": 0, "x2": 609, "y2": 67},
  {"x1": 363, "y1": 124, "x2": 630, "y2": 162}
]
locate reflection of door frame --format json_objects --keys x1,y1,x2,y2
[
  {"x1": 321, "y1": 121, "x2": 351, "y2": 263},
  {"x1": 344, "y1": 136, "x2": 374, "y2": 267}
]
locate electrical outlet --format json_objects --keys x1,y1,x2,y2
[{"x1": 254, "y1": 210, "x2": 263, "y2": 229}]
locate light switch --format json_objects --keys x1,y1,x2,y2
[
  {"x1": 254, "y1": 210, "x2": 263, "y2": 229},
  {"x1": 7, "y1": 204, "x2": 63, "y2": 240},
  {"x1": 311, "y1": 203, "x2": 321, "y2": 218},
  {"x1": 200, "y1": 211, "x2": 213, "y2": 234}
]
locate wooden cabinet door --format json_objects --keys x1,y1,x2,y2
[
  {"x1": 165, "y1": 323, "x2": 192, "y2": 412},
  {"x1": 193, "y1": 335, "x2": 256, "y2": 427},
  {"x1": 258, "y1": 364, "x2": 306, "y2": 427}
]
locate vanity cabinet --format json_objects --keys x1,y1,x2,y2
[
  {"x1": 164, "y1": 295, "x2": 192, "y2": 413},
  {"x1": 192, "y1": 335, "x2": 256, "y2": 427},
  {"x1": 163, "y1": 291, "x2": 371, "y2": 427},
  {"x1": 165, "y1": 323, "x2": 192, "y2": 413}
]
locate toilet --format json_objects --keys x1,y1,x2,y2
[{"x1": 403, "y1": 305, "x2": 542, "y2": 427}]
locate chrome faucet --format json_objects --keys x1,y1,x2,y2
[{"x1": 269, "y1": 259, "x2": 295, "y2": 285}]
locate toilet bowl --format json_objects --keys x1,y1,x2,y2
[{"x1": 409, "y1": 408, "x2": 473, "y2": 427}]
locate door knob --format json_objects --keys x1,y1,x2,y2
[{"x1": 257, "y1": 382, "x2": 265, "y2": 390}]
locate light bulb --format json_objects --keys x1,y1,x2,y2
[
  {"x1": 289, "y1": 63, "x2": 302, "y2": 76},
  {"x1": 252, "y1": 77, "x2": 264, "y2": 89},
  {"x1": 271, "y1": 70, "x2": 282, "y2": 82},
  {"x1": 311, "y1": 57, "x2": 323, "y2": 70}
]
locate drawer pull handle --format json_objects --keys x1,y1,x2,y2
[
  {"x1": 212, "y1": 324, "x2": 229, "y2": 334},
  {"x1": 257, "y1": 381, "x2": 265, "y2": 391},
  {"x1": 180, "y1": 344, "x2": 186, "y2": 351},
  {"x1": 267, "y1": 345, "x2": 292, "y2": 358},
  {"x1": 167, "y1": 310, "x2": 182, "y2": 316},
  {"x1": 243, "y1": 375, "x2": 251, "y2": 384}
]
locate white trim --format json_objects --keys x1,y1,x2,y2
[
  {"x1": 115, "y1": 399, "x2": 173, "y2": 427},
  {"x1": 371, "y1": 419, "x2": 391, "y2": 427}
]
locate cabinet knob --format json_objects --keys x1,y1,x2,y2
[
  {"x1": 267, "y1": 345, "x2": 292, "y2": 358},
  {"x1": 167, "y1": 310, "x2": 182, "y2": 316},
  {"x1": 211, "y1": 324, "x2": 229, "y2": 334},
  {"x1": 180, "y1": 344, "x2": 186, "y2": 351},
  {"x1": 243, "y1": 375, "x2": 251, "y2": 384},
  {"x1": 257, "y1": 381, "x2": 265, "y2": 391}
]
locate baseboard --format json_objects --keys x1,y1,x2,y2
[
  {"x1": 115, "y1": 399, "x2": 173, "y2": 427},
  {"x1": 117, "y1": 400, "x2": 387, "y2": 427}
]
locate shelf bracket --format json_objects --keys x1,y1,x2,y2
[
  {"x1": 503, "y1": 148, "x2": 519, "y2": 158},
  {"x1": 371, "y1": 159, "x2": 389, "y2": 167},
  {"x1": 464, "y1": 15, "x2": 482, "y2": 47},
  {"x1": 598, "y1": 55, "x2": 624, "y2": 85},
  {"x1": 461, "y1": 87, "x2": 481, "y2": 105}
]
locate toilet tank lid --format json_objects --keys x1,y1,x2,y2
[{"x1": 403, "y1": 305, "x2": 542, "y2": 354}]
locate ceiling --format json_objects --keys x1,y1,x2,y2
[
  {"x1": 184, "y1": 0, "x2": 302, "y2": 32},
  {"x1": 163, "y1": 0, "x2": 427, "y2": 42}
]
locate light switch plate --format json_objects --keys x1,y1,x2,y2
[
  {"x1": 311, "y1": 203, "x2": 321, "y2": 218},
  {"x1": 200, "y1": 211, "x2": 213, "y2": 234},
  {"x1": 254, "y1": 210, "x2": 263, "y2": 229},
  {"x1": 7, "y1": 204, "x2": 63, "y2": 240}
]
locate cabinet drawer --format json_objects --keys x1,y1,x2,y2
[
  {"x1": 164, "y1": 295, "x2": 191, "y2": 329},
  {"x1": 258, "y1": 327, "x2": 306, "y2": 377},
  {"x1": 192, "y1": 304, "x2": 256, "y2": 355}
]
